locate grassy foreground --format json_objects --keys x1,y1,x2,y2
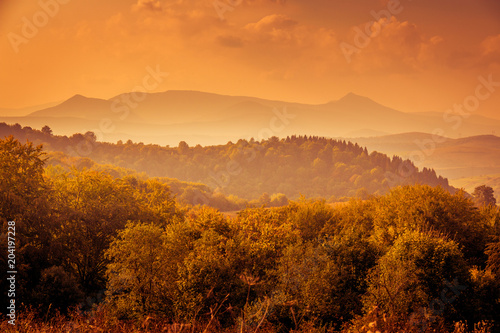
[{"x1": 1, "y1": 307, "x2": 496, "y2": 333}]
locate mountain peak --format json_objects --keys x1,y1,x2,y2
[
  {"x1": 337, "y1": 92, "x2": 376, "y2": 104},
  {"x1": 68, "y1": 94, "x2": 88, "y2": 101},
  {"x1": 55, "y1": 94, "x2": 91, "y2": 107},
  {"x1": 27, "y1": 93, "x2": 111, "y2": 118}
]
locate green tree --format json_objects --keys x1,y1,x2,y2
[
  {"x1": 270, "y1": 193, "x2": 288, "y2": 207},
  {"x1": 371, "y1": 185, "x2": 488, "y2": 264},
  {"x1": 271, "y1": 230, "x2": 377, "y2": 330},
  {"x1": 486, "y1": 240, "x2": 500, "y2": 279},
  {"x1": 285, "y1": 198, "x2": 334, "y2": 241},
  {"x1": 178, "y1": 141, "x2": 189, "y2": 155},
  {"x1": 0, "y1": 136, "x2": 54, "y2": 311},
  {"x1": 0, "y1": 136, "x2": 46, "y2": 220},
  {"x1": 106, "y1": 223, "x2": 171, "y2": 319},
  {"x1": 469, "y1": 267, "x2": 500, "y2": 324},
  {"x1": 41, "y1": 125, "x2": 53, "y2": 136},
  {"x1": 125, "y1": 177, "x2": 180, "y2": 227},
  {"x1": 473, "y1": 185, "x2": 497, "y2": 207},
  {"x1": 363, "y1": 230, "x2": 470, "y2": 328},
  {"x1": 49, "y1": 169, "x2": 140, "y2": 295},
  {"x1": 258, "y1": 192, "x2": 271, "y2": 206},
  {"x1": 175, "y1": 229, "x2": 238, "y2": 324}
]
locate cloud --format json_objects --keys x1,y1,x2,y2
[
  {"x1": 481, "y1": 34, "x2": 500, "y2": 59},
  {"x1": 246, "y1": 14, "x2": 298, "y2": 31},
  {"x1": 478, "y1": 34, "x2": 500, "y2": 71},
  {"x1": 244, "y1": 14, "x2": 298, "y2": 42},
  {"x1": 134, "y1": 0, "x2": 163, "y2": 12},
  {"x1": 445, "y1": 33, "x2": 500, "y2": 71},
  {"x1": 219, "y1": 14, "x2": 340, "y2": 79},
  {"x1": 343, "y1": 17, "x2": 444, "y2": 73}
]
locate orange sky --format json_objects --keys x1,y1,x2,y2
[{"x1": 1, "y1": 0, "x2": 499, "y2": 118}]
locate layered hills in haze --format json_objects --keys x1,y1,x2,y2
[
  {"x1": 2, "y1": 91, "x2": 500, "y2": 146},
  {"x1": 351, "y1": 133, "x2": 500, "y2": 180},
  {"x1": 350, "y1": 133, "x2": 500, "y2": 201}
]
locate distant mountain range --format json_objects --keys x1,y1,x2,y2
[{"x1": 1, "y1": 90, "x2": 500, "y2": 146}]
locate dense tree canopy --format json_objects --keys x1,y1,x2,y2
[
  {"x1": 0, "y1": 123, "x2": 454, "y2": 201},
  {"x1": 0, "y1": 135, "x2": 46, "y2": 221},
  {"x1": 1, "y1": 135, "x2": 499, "y2": 332}
]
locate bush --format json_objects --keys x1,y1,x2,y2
[
  {"x1": 363, "y1": 230, "x2": 471, "y2": 330},
  {"x1": 33, "y1": 266, "x2": 83, "y2": 314}
]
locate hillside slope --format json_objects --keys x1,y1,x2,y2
[
  {"x1": 0, "y1": 123, "x2": 454, "y2": 200},
  {"x1": 351, "y1": 133, "x2": 500, "y2": 180},
  {"x1": 451, "y1": 174, "x2": 500, "y2": 203}
]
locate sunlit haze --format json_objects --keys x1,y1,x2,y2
[{"x1": 1, "y1": 0, "x2": 499, "y2": 119}]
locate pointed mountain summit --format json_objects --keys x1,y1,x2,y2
[
  {"x1": 27, "y1": 94, "x2": 144, "y2": 122},
  {"x1": 320, "y1": 92, "x2": 403, "y2": 119},
  {"x1": 53, "y1": 94, "x2": 107, "y2": 110},
  {"x1": 67, "y1": 93, "x2": 88, "y2": 100},
  {"x1": 336, "y1": 92, "x2": 377, "y2": 105},
  {"x1": 333, "y1": 92, "x2": 396, "y2": 112},
  {"x1": 29, "y1": 94, "x2": 110, "y2": 118}
]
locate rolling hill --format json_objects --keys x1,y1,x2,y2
[{"x1": 0, "y1": 123, "x2": 455, "y2": 200}]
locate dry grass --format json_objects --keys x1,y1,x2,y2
[
  {"x1": 1, "y1": 307, "x2": 194, "y2": 333},
  {"x1": 1, "y1": 307, "x2": 496, "y2": 333},
  {"x1": 339, "y1": 306, "x2": 497, "y2": 333}
]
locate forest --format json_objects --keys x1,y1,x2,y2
[
  {"x1": 0, "y1": 122, "x2": 453, "y2": 202},
  {"x1": 1, "y1": 134, "x2": 499, "y2": 332}
]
